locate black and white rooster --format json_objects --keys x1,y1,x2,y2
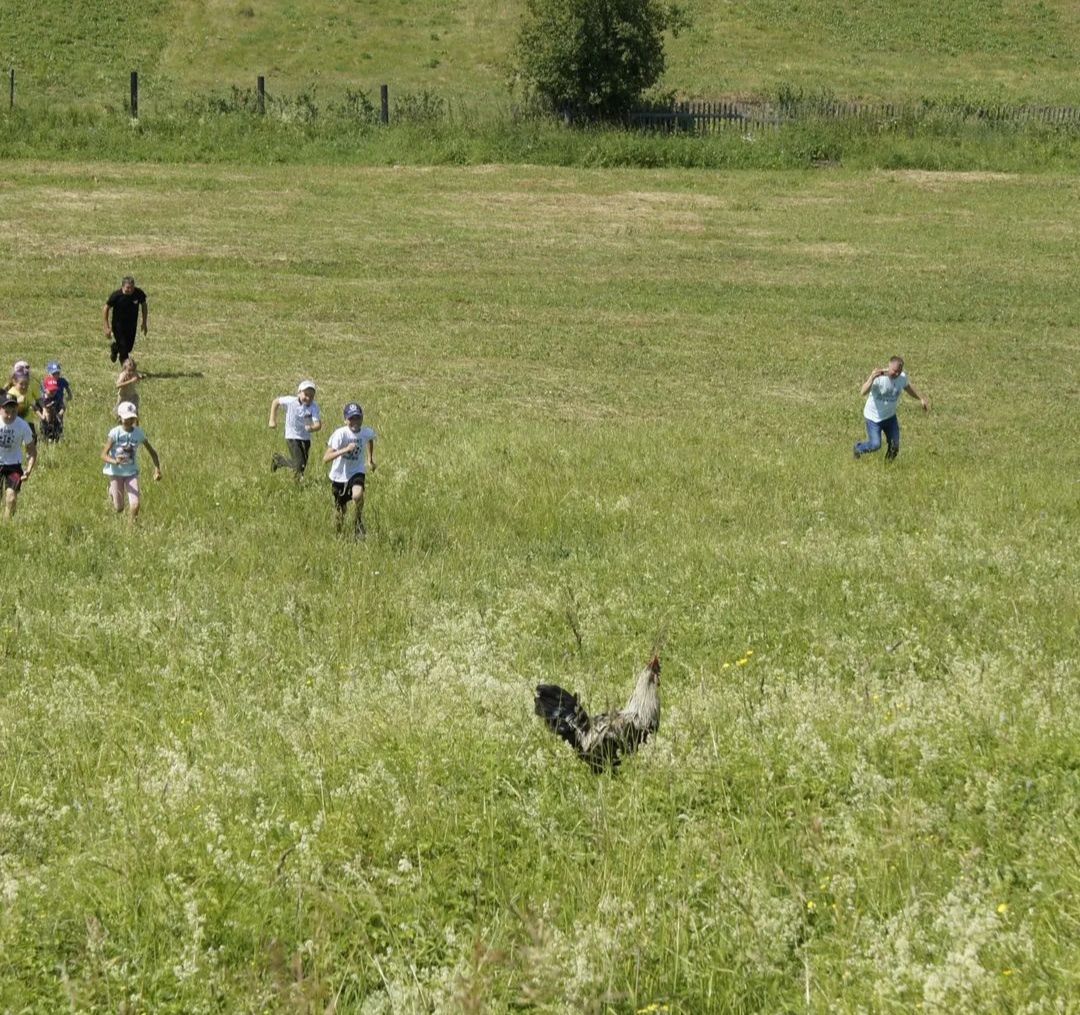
[{"x1": 534, "y1": 654, "x2": 661, "y2": 772}]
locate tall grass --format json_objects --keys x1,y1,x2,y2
[
  {"x1": 3, "y1": 97, "x2": 1080, "y2": 171},
  {"x1": 0, "y1": 160, "x2": 1077, "y2": 1011}
]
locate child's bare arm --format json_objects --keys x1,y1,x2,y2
[{"x1": 143, "y1": 439, "x2": 163, "y2": 478}]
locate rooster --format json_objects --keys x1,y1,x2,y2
[{"x1": 534, "y1": 654, "x2": 661, "y2": 772}]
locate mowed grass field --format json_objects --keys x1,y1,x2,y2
[
  {"x1": 3, "y1": 0, "x2": 1080, "y2": 107},
  {"x1": 0, "y1": 161, "x2": 1078, "y2": 1011}
]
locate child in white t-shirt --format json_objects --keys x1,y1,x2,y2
[
  {"x1": 269, "y1": 380, "x2": 322, "y2": 480},
  {"x1": 323, "y1": 402, "x2": 376, "y2": 538},
  {"x1": 102, "y1": 401, "x2": 162, "y2": 519}
]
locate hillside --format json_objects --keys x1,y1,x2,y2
[{"x1": 3, "y1": 0, "x2": 1080, "y2": 110}]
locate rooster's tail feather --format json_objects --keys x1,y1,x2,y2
[{"x1": 535, "y1": 684, "x2": 590, "y2": 750}]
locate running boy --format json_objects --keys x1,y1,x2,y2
[
  {"x1": 1, "y1": 389, "x2": 36, "y2": 520},
  {"x1": 39, "y1": 361, "x2": 73, "y2": 442},
  {"x1": 323, "y1": 402, "x2": 376, "y2": 538},
  {"x1": 102, "y1": 401, "x2": 162, "y2": 520},
  {"x1": 268, "y1": 380, "x2": 322, "y2": 479}
]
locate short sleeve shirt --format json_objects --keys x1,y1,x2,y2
[
  {"x1": 864, "y1": 372, "x2": 909, "y2": 422},
  {"x1": 327, "y1": 424, "x2": 376, "y2": 482},
  {"x1": 106, "y1": 288, "x2": 147, "y2": 336},
  {"x1": 279, "y1": 396, "x2": 321, "y2": 441},
  {"x1": 102, "y1": 425, "x2": 147, "y2": 477},
  {"x1": 0, "y1": 416, "x2": 34, "y2": 466}
]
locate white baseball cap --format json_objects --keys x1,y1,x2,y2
[
  {"x1": 117, "y1": 401, "x2": 139, "y2": 420},
  {"x1": 297, "y1": 380, "x2": 316, "y2": 394}
]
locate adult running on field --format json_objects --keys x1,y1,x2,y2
[{"x1": 103, "y1": 276, "x2": 148, "y2": 364}]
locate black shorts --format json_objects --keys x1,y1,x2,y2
[
  {"x1": 0, "y1": 464, "x2": 24, "y2": 492},
  {"x1": 331, "y1": 474, "x2": 365, "y2": 506}
]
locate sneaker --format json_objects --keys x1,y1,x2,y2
[
  {"x1": 355, "y1": 520, "x2": 366, "y2": 541},
  {"x1": 853, "y1": 445, "x2": 862, "y2": 460},
  {"x1": 109, "y1": 342, "x2": 118, "y2": 363},
  {"x1": 270, "y1": 456, "x2": 280, "y2": 473}
]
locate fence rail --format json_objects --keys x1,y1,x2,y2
[
  {"x1": 627, "y1": 99, "x2": 1080, "y2": 132},
  {"x1": 7, "y1": 67, "x2": 1080, "y2": 133}
]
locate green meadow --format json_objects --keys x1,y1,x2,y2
[
  {"x1": 0, "y1": 160, "x2": 1077, "y2": 1011},
  {"x1": 3, "y1": 0, "x2": 1080, "y2": 108}
]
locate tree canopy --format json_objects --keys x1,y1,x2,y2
[{"x1": 514, "y1": 0, "x2": 687, "y2": 121}]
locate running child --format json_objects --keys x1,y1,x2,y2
[
  {"x1": 115, "y1": 357, "x2": 143, "y2": 409},
  {"x1": 268, "y1": 380, "x2": 322, "y2": 479},
  {"x1": 1, "y1": 389, "x2": 36, "y2": 520},
  {"x1": 102, "y1": 401, "x2": 162, "y2": 520},
  {"x1": 38, "y1": 361, "x2": 73, "y2": 443},
  {"x1": 323, "y1": 402, "x2": 376, "y2": 538},
  {"x1": 6, "y1": 363, "x2": 36, "y2": 442}
]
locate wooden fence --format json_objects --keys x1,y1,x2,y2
[
  {"x1": 628, "y1": 99, "x2": 1080, "y2": 132},
  {"x1": 7, "y1": 67, "x2": 1080, "y2": 132}
]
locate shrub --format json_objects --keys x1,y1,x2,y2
[{"x1": 513, "y1": 0, "x2": 688, "y2": 122}]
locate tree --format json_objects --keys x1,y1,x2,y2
[{"x1": 513, "y1": 0, "x2": 687, "y2": 122}]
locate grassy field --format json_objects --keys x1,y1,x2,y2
[
  {"x1": 0, "y1": 160, "x2": 1077, "y2": 1011},
  {"x1": 3, "y1": 0, "x2": 1080, "y2": 109}
]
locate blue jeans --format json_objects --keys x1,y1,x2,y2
[{"x1": 855, "y1": 415, "x2": 900, "y2": 459}]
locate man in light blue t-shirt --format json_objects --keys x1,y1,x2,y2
[{"x1": 854, "y1": 356, "x2": 929, "y2": 461}]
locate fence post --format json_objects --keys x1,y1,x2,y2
[
  {"x1": 9, "y1": 68, "x2": 13, "y2": 110},
  {"x1": 130, "y1": 70, "x2": 138, "y2": 118},
  {"x1": 380, "y1": 84, "x2": 389, "y2": 125},
  {"x1": 257, "y1": 75, "x2": 265, "y2": 115}
]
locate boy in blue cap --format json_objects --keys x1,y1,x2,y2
[{"x1": 323, "y1": 402, "x2": 376, "y2": 538}]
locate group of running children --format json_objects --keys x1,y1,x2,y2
[
  {"x1": 0, "y1": 359, "x2": 376, "y2": 537},
  {"x1": 268, "y1": 380, "x2": 377, "y2": 539}
]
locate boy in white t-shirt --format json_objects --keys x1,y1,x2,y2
[
  {"x1": 323, "y1": 402, "x2": 376, "y2": 538},
  {"x1": 854, "y1": 356, "x2": 929, "y2": 462},
  {"x1": 1, "y1": 389, "x2": 37, "y2": 520},
  {"x1": 269, "y1": 380, "x2": 322, "y2": 480},
  {"x1": 101, "y1": 401, "x2": 162, "y2": 519}
]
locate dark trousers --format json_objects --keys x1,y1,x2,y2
[
  {"x1": 273, "y1": 438, "x2": 311, "y2": 475},
  {"x1": 111, "y1": 333, "x2": 136, "y2": 363}
]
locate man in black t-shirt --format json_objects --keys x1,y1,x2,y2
[{"x1": 103, "y1": 275, "x2": 148, "y2": 363}]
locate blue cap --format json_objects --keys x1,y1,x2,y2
[
  {"x1": 343, "y1": 402, "x2": 363, "y2": 420},
  {"x1": 46, "y1": 361, "x2": 61, "y2": 374}
]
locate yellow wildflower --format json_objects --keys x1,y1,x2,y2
[{"x1": 997, "y1": 903, "x2": 1009, "y2": 914}]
